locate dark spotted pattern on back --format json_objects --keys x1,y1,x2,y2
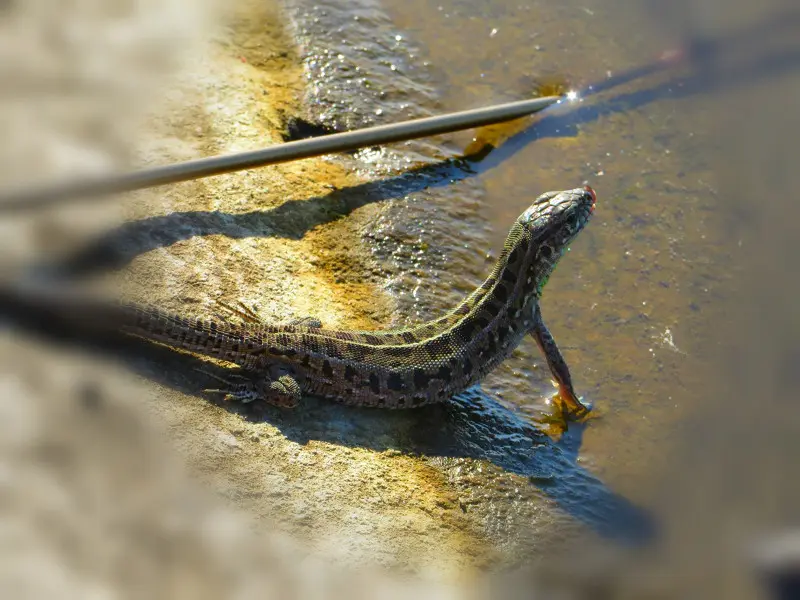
[
  {"x1": 492, "y1": 284, "x2": 509, "y2": 303},
  {"x1": 479, "y1": 276, "x2": 497, "y2": 292},
  {"x1": 413, "y1": 369, "x2": 430, "y2": 388},
  {"x1": 436, "y1": 365, "x2": 452, "y2": 382},
  {"x1": 387, "y1": 373, "x2": 404, "y2": 391},
  {"x1": 322, "y1": 360, "x2": 334, "y2": 378},
  {"x1": 500, "y1": 268, "x2": 517, "y2": 284},
  {"x1": 369, "y1": 373, "x2": 381, "y2": 394}
]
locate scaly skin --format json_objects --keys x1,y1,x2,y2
[{"x1": 6, "y1": 187, "x2": 596, "y2": 417}]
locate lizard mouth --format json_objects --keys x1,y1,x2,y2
[{"x1": 584, "y1": 185, "x2": 597, "y2": 212}]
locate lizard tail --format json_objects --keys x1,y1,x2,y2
[{"x1": 0, "y1": 280, "x2": 255, "y2": 366}]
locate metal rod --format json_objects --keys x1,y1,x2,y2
[{"x1": 0, "y1": 95, "x2": 561, "y2": 210}]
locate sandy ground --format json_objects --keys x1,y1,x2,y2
[{"x1": 0, "y1": 0, "x2": 489, "y2": 594}]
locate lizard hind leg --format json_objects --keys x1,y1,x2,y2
[
  {"x1": 267, "y1": 375, "x2": 302, "y2": 408},
  {"x1": 198, "y1": 368, "x2": 301, "y2": 408}
]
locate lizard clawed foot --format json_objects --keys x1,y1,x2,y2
[
  {"x1": 552, "y1": 384, "x2": 593, "y2": 423},
  {"x1": 196, "y1": 368, "x2": 301, "y2": 408},
  {"x1": 536, "y1": 384, "x2": 597, "y2": 438},
  {"x1": 196, "y1": 368, "x2": 260, "y2": 403},
  {"x1": 214, "y1": 299, "x2": 265, "y2": 326}
]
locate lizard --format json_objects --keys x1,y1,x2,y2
[{"x1": 1, "y1": 186, "x2": 596, "y2": 419}]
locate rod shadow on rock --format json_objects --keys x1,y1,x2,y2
[{"x1": 46, "y1": 15, "x2": 800, "y2": 279}]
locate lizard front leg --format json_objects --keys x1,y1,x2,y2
[{"x1": 529, "y1": 305, "x2": 590, "y2": 420}]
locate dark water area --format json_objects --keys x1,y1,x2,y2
[{"x1": 283, "y1": 0, "x2": 800, "y2": 586}]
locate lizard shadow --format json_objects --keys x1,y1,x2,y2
[
  {"x1": 100, "y1": 333, "x2": 657, "y2": 543},
  {"x1": 255, "y1": 386, "x2": 657, "y2": 544},
  {"x1": 0, "y1": 299, "x2": 654, "y2": 544}
]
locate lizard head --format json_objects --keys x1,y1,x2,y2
[{"x1": 518, "y1": 186, "x2": 596, "y2": 294}]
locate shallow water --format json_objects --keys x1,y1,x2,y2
[{"x1": 281, "y1": 0, "x2": 783, "y2": 560}]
